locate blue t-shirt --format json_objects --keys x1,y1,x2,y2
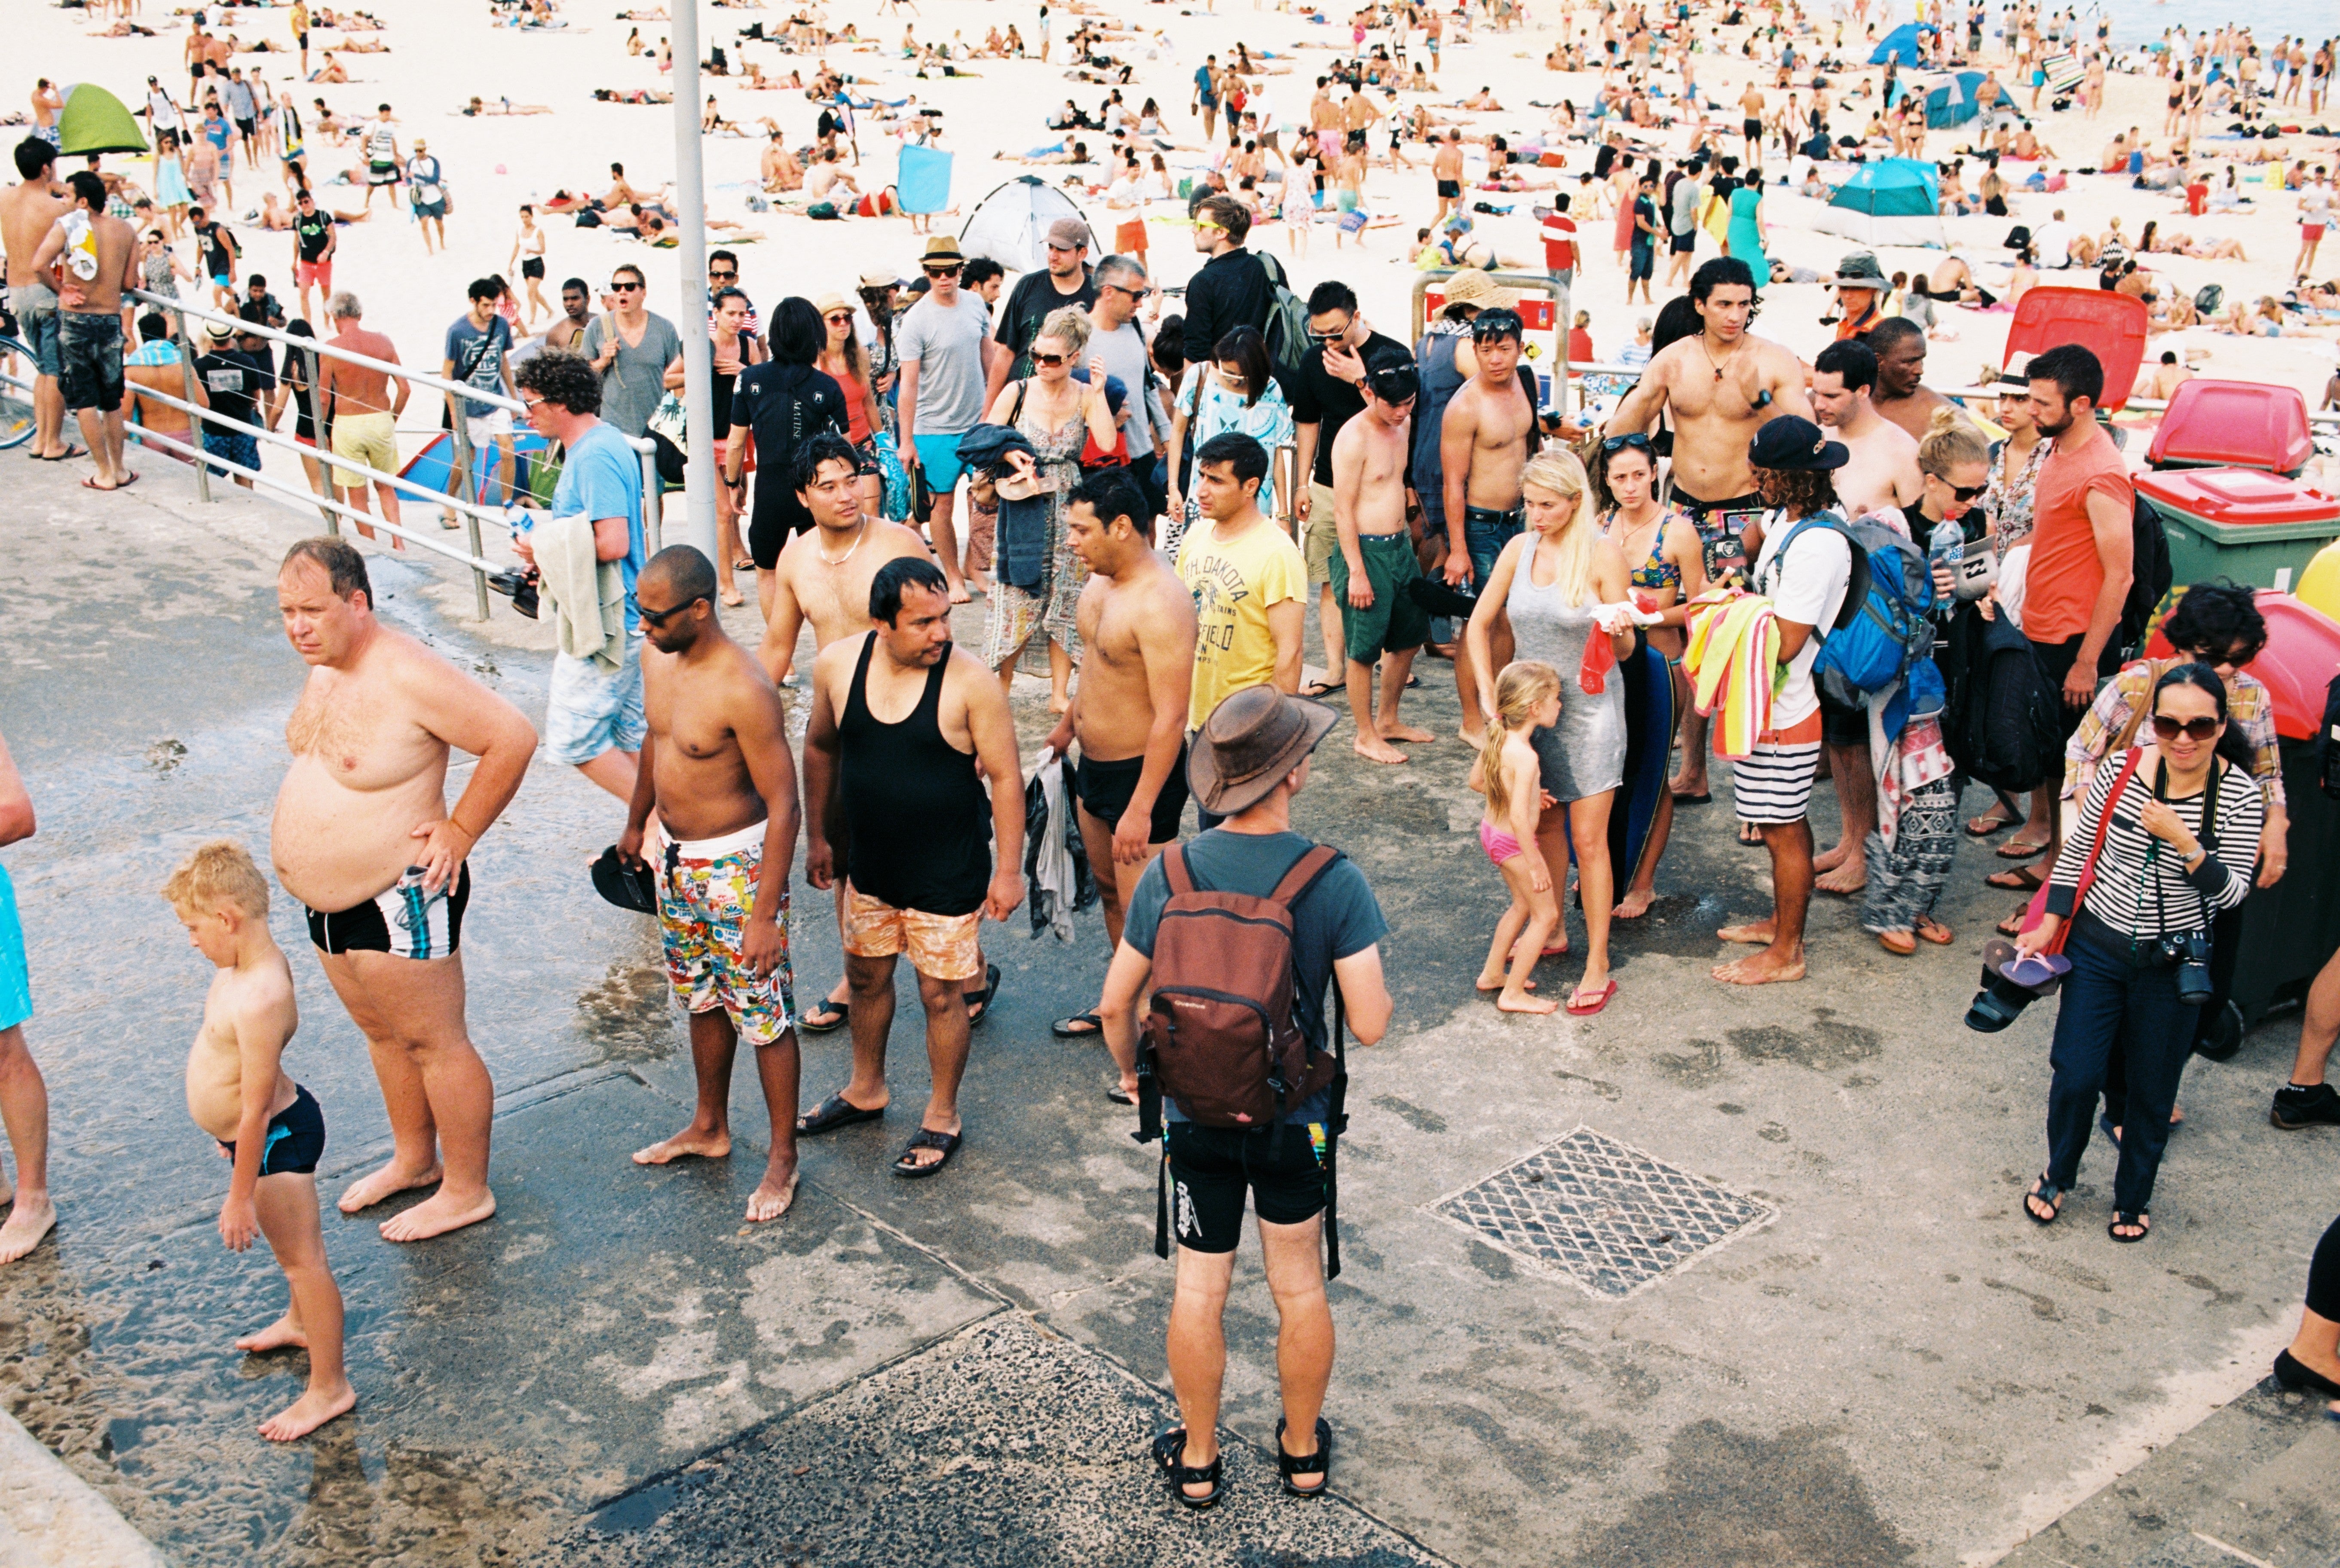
[
  {"x1": 1195, "y1": 65, "x2": 1219, "y2": 106},
  {"x1": 550, "y1": 420, "x2": 647, "y2": 632},
  {"x1": 1121, "y1": 829, "x2": 1386, "y2": 1124}
]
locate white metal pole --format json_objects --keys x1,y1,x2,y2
[{"x1": 668, "y1": 0, "x2": 720, "y2": 565}]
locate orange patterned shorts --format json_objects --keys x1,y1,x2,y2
[{"x1": 843, "y1": 888, "x2": 981, "y2": 981}]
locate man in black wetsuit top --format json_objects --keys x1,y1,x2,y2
[{"x1": 796, "y1": 556, "x2": 1026, "y2": 1179}]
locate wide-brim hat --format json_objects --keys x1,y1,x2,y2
[
  {"x1": 1832, "y1": 249, "x2": 1887, "y2": 288},
  {"x1": 858, "y1": 269, "x2": 901, "y2": 291},
  {"x1": 1748, "y1": 414, "x2": 1848, "y2": 472},
  {"x1": 919, "y1": 234, "x2": 965, "y2": 266},
  {"x1": 200, "y1": 317, "x2": 236, "y2": 343},
  {"x1": 1187, "y1": 686, "x2": 1337, "y2": 816},
  {"x1": 1440, "y1": 267, "x2": 1514, "y2": 310}
]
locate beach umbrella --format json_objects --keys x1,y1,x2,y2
[
  {"x1": 1868, "y1": 21, "x2": 1933, "y2": 66},
  {"x1": 55, "y1": 83, "x2": 148, "y2": 157},
  {"x1": 1807, "y1": 159, "x2": 1945, "y2": 247},
  {"x1": 1923, "y1": 70, "x2": 2015, "y2": 129},
  {"x1": 960, "y1": 176, "x2": 1091, "y2": 273}
]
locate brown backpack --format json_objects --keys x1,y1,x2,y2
[{"x1": 1136, "y1": 841, "x2": 1353, "y2": 1273}]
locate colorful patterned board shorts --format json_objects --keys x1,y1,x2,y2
[
  {"x1": 843, "y1": 888, "x2": 981, "y2": 982},
  {"x1": 659, "y1": 822, "x2": 795, "y2": 1045}
]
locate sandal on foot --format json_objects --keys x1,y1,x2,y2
[
  {"x1": 1915, "y1": 916, "x2": 1954, "y2": 945},
  {"x1": 1151, "y1": 1428, "x2": 1224, "y2": 1510},
  {"x1": 1737, "y1": 820, "x2": 1764, "y2": 846},
  {"x1": 799, "y1": 999, "x2": 850, "y2": 1034},
  {"x1": 1276, "y1": 1416, "x2": 1332, "y2": 1498},
  {"x1": 1299, "y1": 678, "x2": 1343, "y2": 700},
  {"x1": 1877, "y1": 929, "x2": 1917, "y2": 956},
  {"x1": 1985, "y1": 863, "x2": 2049, "y2": 892},
  {"x1": 1964, "y1": 811, "x2": 2015, "y2": 837},
  {"x1": 892, "y1": 1126, "x2": 962, "y2": 1178},
  {"x1": 963, "y1": 963, "x2": 1001, "y2": 1026},
  {"x1": 2108, "y1": 1210, "x2": 2151, "y2": 1243},
  {"x1": 796, "y1": 1091, "x2": 884, "y2": 1136},
  {"x1": 1052, "y1": 1011, "x2": 1104, "y2": 1039},
  {"x1": 2022, "y1": 1173, "x2": 2067, "y2": 1225},
  {"x1": 1994, "y1": 836, "x2": 2052, "y2": 860}
]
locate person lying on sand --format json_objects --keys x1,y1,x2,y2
[
  {"x1": 464, "y1": 96, "x2": 553, "y2": 116},
  {"x1": 594, "y1": 88, "x2": 676, "y2": 104}
]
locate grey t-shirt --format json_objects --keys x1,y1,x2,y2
[
  {"x1": 581, "y1": 310, "x2": 683, "y2": 438},
  {"x1": 895, "y1": 290, "x2": 992, "y2": 437},
  {"x1": 1669, "y1": 177, "x2": 1700, "y2": 234},
  {"x1": 1087, "y1": 318, "x2": 1170, "y2": 460}
]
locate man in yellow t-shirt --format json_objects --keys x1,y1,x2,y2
[{"x1": 1174, "y1": 433, "x2": 1308, "y2": 764}]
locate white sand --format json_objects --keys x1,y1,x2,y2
[{"x1": 12, "y1": 0, "x2": 2337, "y2": 500}]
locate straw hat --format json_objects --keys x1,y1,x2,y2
[
  {"x1": 918, "y1": 234, "x2": 965, "y2": 266},
  {"x1": 813, "y1": 292, "x2": 854, "y2": 318},
  {"x1": 1440, "y1": 267, "x2": 1515, "y2": 311}
]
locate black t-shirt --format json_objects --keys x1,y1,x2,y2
[
  {"x1": 1631, "y1": 193, "x2": 1657, "y2": 246},
  {"x1": 1289, "y1": 328, "x2": 1406, "y2": 487},
  {"x1": 240, "y1": 292, "x2": 285, "y2": 329},
  {"x1": 1593, "y1": 142, "x2": 1619, "y2": 179},
  {"x1": 195, "y1": 348, "x2": 270, "y2": 431},
  {"x1": 993, "y1": 267, "x2": 1100, "y2": 380},
  {"x1": 294, "y1": 210, "x2": 332, "y2": 262}
]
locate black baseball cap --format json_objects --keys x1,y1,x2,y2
[{"x1": 1747, "y1": 414, "x2": 1848, "y2": 472}]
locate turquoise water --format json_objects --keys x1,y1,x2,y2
[{"x1": 2065, "y1": 0, "x2": 2332, "y2": 50}]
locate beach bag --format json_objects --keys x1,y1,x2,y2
[
  {"x1": 1776, "y1": 512, "x2": 1936, "y2": 697},
  {"x1": 872, "y1": 428, "x2": 911, "y2": 521},
  {"x1": 1257, "y1": 251, "x2": 1312, "y2": 383},
  {"x1": 2193, "y1": 283, "x2": 2223, "y2": 315},
  {"x1": 807, "y1": 202, "x2": 842, "y2": 220},
  {"x1": 1940, "y1": 603, "x2": 2066, "y2": 791},
  {"x1": 1134, "y1": 842, "x2": 1354, "y2": 1277}
]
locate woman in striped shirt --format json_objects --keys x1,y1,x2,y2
[{"x1": 2017, "y1": 664, "x2": 2263, "y2": 1243}]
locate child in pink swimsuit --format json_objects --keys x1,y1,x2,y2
[{"x1": 1470, "y1": 660, "x2": 1563, "y2": 1014}]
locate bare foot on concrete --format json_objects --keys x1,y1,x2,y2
[
  {"x1": 634, "y1": 1127, "x2": 732, "y2": 1165},
  {"x1": 1715, "y1": 920, "x2": 1775, "y2": 945},
  {"x1": 1459, "y1": 725, "x2": 1487, "y2": 748},
  {"x1": 1496, "y1": 990, "x2": 1559, "y2": 1014},
  {"x1": 1812, "y1": 839, "x2": 1854, "y2": 874},
  {"x1": 1384, "y1": 722, "x2": 1436, "y2": 744},
  {"x1": 1354, "y1": 735, "x2": 1409, "y2": 764},
  {"x1": 338, "y1": 1160, "x2": 442, "y2": 1215},
  {"x1": 1475, "y1": 974, "x2": 1534, "y2": 991},
  {"x1": 1814, "y1": 862, "x2": 1866, "y2": 896},
  {"x1": 0, "y1": 1197, "x2": 57, "y2": 1264},
  {"x1": 236, "y1": 1314, "x2": 307, "y2": 1354},
  {"x1": 379, "y1": 1186, "x2": 496, "y2": 1243},
  {"x1": 1711, "y1": 948, "x2": 1807, "y2": 985},
  {"x1": 746, "y1": 1160, "x2": 800, "y2": 1223},
  {"x1": 1614, "y1": 886, "x2": 1656, "y2": 919},
  {"x1": 259, "y1": 1382, "x2": 356, "y2": 1443}
]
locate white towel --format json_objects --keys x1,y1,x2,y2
[{"x1": 532, "y1": 511, "x2": 626, "y2": 670}]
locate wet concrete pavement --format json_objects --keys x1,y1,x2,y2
[{"x1": 2, "y1": 462, "x2": 2334, "y2": 1566}]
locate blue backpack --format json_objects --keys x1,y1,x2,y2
[{"x1": 1773, "y1": 511, "x2": 1937, "y2": 697}]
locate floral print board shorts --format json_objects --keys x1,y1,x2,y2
[
  {"x1": 659, "y1": 822, "x2": 795, "y2": 1045},
  {"x1": 843, "y1": 888, "x2": 982, "y2": 982}
]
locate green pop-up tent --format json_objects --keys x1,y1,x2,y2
[{"x1": 56, "y1": 83, "x2": 148, "y2": 157}]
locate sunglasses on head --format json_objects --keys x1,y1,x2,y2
[
  {"x1": 2187, "y1": 644, "x2": 2259, "y2": 669},
  {"x1": 2150, "y1": 713, "x2": 2221, "y2": 742},
  {"x1": 1601, "y1": 431, "x2": 1653, "y2": 453},
  {"x1": 636, "y1": 596, "x2": 705, "y2": 629}
]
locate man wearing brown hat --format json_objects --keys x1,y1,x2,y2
[
  {"x1": 897, "y1": 234, "x2": 1005, "y2": 603},
  {"x1": 985, "y1": 216, "x2": 1098, "y2": 409},
  {"x1": 1097, "y1": 684, "x2": 1394, "y2": 1508}
]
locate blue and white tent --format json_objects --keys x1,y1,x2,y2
[
  {"x1": 1869, "y1": 21, "x2": 1934, "y2": 66},
  {"x1": 1923, "y1": 70, "x2": 2017, "y2": 128},
  {"x1": 1807, "y1": 159, "x2": 1945, "y2": 248}
]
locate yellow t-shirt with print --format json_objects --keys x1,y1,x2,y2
[{"x1": 1175, "y1": 513, "x2": 1307, "y2": 731}]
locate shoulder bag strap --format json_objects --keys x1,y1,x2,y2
[
  {"x1": 2109, "y1": 659, "x2": 2172, "y2": 753},
  {"x1": 2055, "y1": 744, "x2": 2144, "y2": 951},
  {"x1": 1160, "y1": 841, "x2": 1192, "y2": 896}
]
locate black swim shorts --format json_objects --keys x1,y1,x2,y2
[
  {"x1": 1074, "y1": 743, "x2": 1190, "y2": 847},
  {"x1": 218, "y1": 1083, "x2": 328, "y2": 1176},
  {"x1": 1165, "y1": 1120, "x2": 1329, "y2": 1253},
  {"x1": 1436, "y1": 178, "x2": 1462, "y2": 198},
  {"x1": 305, "y1": 864, "x2": 471, "y2": 959}
]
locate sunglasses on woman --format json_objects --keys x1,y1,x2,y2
[
  {"x1": 1030, "y1": 351, "x2": 1069, "y2": 367},
  {"x1": 824, "y1": 312, "x2": 853, "y2": 325},
  {"x1": 1940, "y1": 480, "x2": 1986, "y2": 502},
  {"x1": 2150, "y1": 713, "x2": 2221, "y2": 742}
]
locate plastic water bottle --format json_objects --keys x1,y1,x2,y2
[{"x1": 1927, "y1": 517, "x2": 1963, "y2": 611}]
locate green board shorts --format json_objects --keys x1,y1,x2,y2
[{"x1": 1329, "y1": 530, "x2": 1430, "y2": 664}]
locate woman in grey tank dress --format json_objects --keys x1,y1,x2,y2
[{"x1": 1461, "y1": 449, "x2": 1635, "y2": 1014}]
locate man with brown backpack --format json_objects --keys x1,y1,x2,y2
[{"x1": 1097, "y1": 685, "x2": 1394, "y2": 1511}]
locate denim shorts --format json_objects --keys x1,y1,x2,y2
[
  {"x1": 17, "y1": 302, "x2": 60, "y2": 378},
  {"x1": 546, "y1": 633, "x2": 647, "y2": 766},
  {"x1": 1463, "y1": 504, "x2": 1524, "y2": 588}
]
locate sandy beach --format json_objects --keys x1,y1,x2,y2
[{"x1": 10, "y1": 0, "x2": 2337, "y2": 515}]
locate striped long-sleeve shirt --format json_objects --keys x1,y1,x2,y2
[{"x1": 2045, "y1": 749, "x2": 2262, "y2": 938}]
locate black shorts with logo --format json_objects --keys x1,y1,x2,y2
[{"x1": 1164, "y1": 1119, "x2": 1329, "y2": 1253}]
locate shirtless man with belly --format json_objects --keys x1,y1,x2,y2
[
  {"x1": 619, "y1": 547, "x2": 805, "y2": 1223},
  {"x1": 1440, "y1": 307, "x2": 1539, "y2": 746},
  {"x1": 752, "y1": 431, "x2": 960, "y2": 1036},
  {"x1": 270, "y1": 538, "x2": 538, "y2": 1242},
  {"x1": 1603, "y1": 257, "x2": 1810, "y2": 804},
  {"x1": 1041, "y1": 467, "x2": 1197, "y2": 1071}
]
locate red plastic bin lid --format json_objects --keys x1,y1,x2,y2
[
  {"x1": 2005, "y1": 287, "x2": 2148, "y2": 413},
  {"x1": 2135, "y1": 468, "x2": 2340, "y2": 527},
  {"x1": 2145, "y1": 590, "x2": 2340, "y2": 740},
  {"x1": 2144, "y1": 378, "x2": 2313, "y2": 474}
]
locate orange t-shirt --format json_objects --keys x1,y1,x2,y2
[{"x1": 2022, "y1": 424, "x2": 2134, "y2": 644}]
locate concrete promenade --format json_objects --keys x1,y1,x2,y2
[{"x1": 0, "y1": 460, "x2": 2332, "y2": 1566}]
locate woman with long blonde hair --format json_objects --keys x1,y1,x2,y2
[{"x1": 1463, "y1": 449, "x2": 1636, "y2": 1014}]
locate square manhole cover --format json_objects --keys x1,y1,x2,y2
[{"x1": 1432, "y1": 1126, "x2": 1775, "y2": 1298}]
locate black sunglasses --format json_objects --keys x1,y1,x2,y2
[
  {"x1": 924, "y1": 263, "x2": 962, "y2": 278},
  {"x1": 610, "y1": 280, "x2": 644, "y2": 292},
  {"x1": 708, "y1": 269, "x2": 738, "y2": 280},
  {"x1": 1943, "y1": 481, "x2": 1986, "y2": 502},
  {"x1": 636, "y1": 596, "x2": 706, "y2": 628},
  {"x1": 2150, "y1": 713, "x2": 2221, "y2": 742}
]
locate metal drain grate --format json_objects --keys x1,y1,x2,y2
[{"x1": 1432, "y1": 1127, "x2": 1775, "y2": 1298}]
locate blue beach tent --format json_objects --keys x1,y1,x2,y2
[
  {"x1": 1923, "y1": 70, "x2": 2016, "y2": 129},
  {"x1": 1869, "y1": 21, "x2": 1934, "y2": 65},
  {"x1": 1808, "y1": 158, "x2": 1945, "y2": 247}
]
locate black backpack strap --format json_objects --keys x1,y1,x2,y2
[
  {"x1": 1322, "y1": 982, "x2": 1348, "y2": 1281},
  {"x1": 1154, "y1": 1138, "x2": 1172, "y2": 1260},
  {"x1": 1135, "y1": 846, "x2": 1179, "y2": 1149}
]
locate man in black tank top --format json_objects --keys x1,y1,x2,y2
[{"x1": 799, "y1": 558, "x2": 1027, "y2": 1177}]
